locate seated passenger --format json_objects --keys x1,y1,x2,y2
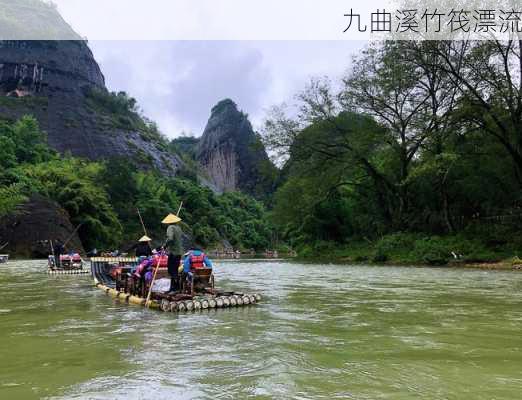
[
  {"x1": 133, "y1": 236, "x2": 153, "y2": 257},
  {"x1": 183, "y1": 248, "x2": 212, "y2": 278},
  {"x1": 133, "y1": 257, "x2": 153, "y2": 279},
  {"x1": 132, "y1": 257, "x2": 156, "y2": 296}
]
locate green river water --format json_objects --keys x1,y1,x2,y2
[{"x1": 1, "y1": 260, "x2": 522, "y2": 399}]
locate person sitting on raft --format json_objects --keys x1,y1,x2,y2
[
  {"x1": 183, "y1": 248, "x2": 213, "y2": 278},
  {"x1": 133, "y1": 257, "x2": 155, "y2": 296},
  {"x1": 133, "y1": 235, "x2": 153, "y2": 257}
]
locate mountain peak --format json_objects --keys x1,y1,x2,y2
[
  {"x1": 197, "y1": 101, "x2": 277, "y2": 197},
  {"x1": 211, "y1": 98, "x2": 239, "y2": 115}
]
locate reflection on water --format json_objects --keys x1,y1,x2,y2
[{"x1": 1, "y1": 260, "x2": 522, "y2": 399}]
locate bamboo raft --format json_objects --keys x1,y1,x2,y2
[{"x1": 91, "y1": 256, "x2": 261, "y2": 313}]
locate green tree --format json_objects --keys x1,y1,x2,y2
[{"x1": 17, "y1": 158, "x2": 122, "y2": 249}]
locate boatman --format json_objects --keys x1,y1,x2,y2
[
  {"x1": 53, "y1": 240, "x2": 64, "y2": 269},
  {"x1": 162, "y1": 212, "x2": 183, "y2": 292}
]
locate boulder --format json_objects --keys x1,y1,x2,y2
[{"x1": 0, "y1": 194, "x2": 84, "y2": 258}]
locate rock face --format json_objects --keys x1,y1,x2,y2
[
  {"x1": 0, "y1": 194, "x2": 84, "y2": 258},
  {"x1": 0, "y1": 39, "x2": 183, "y2": 174},
  {"x1": 197, "y1": 99, "x2": 276, "y2": 197}
]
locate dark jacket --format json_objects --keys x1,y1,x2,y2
[
  {"x1": 53, "y1": 242, "x2": 64, "y2": 256},
  {"x1": 134, "y1": 242, "x2": 152, "y2": 257}
]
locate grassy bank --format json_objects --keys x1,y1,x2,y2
[{"x1": 296, "y1": 232, "x2": 522, "y2": 269}]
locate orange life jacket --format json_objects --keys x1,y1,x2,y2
[{"x1": 190, "y1": 252, "x2": 206, "y2": 270}]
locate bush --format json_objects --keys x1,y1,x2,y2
[
  {"x1": 412, "y1": 237, "x2": 450, "y2": 265},
  {"x1": 461, "y1": 249, "x2": 501, "y2": 263},
  {"x1": 372, "y1": 233, "x2": 419, "y2": 263},
  {"x1": 511, "y1": 256, "x2": 522, "y2": 266},
  {"x1": 372, "y1": 251, "x2": 388, "y2": 263},
  {"x1": 297, "y1": 244, "x2": 314, "y2": 259},
  {"x1": 0, "y1": 184, "x2": 26, "y2": 217}
]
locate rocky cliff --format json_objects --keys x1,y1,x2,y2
[
  {"x1": 0, "y1": 39, "x2": 183, "y2": 174},
  {"x1": 197, "y1": 99, "x2": 277, "y2": 198}
]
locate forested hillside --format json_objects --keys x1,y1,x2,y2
[{"x1": 0, "y1": 117, "x2": 274, "y2": 255}]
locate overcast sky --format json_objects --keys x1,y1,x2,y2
[
  {"x1": 89, "y1": 41, "x2": 364, "y2": 138},
  {"x1": 45, "y1": 0, "x2": 367, "y2": 138},
  {"x1": 42, "y1": 0, "x2": 497, "y2": 138}
]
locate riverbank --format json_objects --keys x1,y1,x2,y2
[
  {"x1": 296, "y1": 233, "x2": 522, "y2": 270},
  {"x1": 298, "y1": 255, "x2": 522, "y2": 271},
  {"x1": 296, "y1": 255, "x2": 522, "y2": 271}
]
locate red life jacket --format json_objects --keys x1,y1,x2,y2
[
  {"x1": 153, "y1": 254, "x2": 168, "y2": 268},
  {"x1": 190, "y1": 252, "x2": 206, "y2": 270}
]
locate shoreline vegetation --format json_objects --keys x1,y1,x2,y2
[
  {"x1": 293, "y1": 232, "x2": 522, "y2": 270},
  {"x1": 260, "y1": 41, "x2": 522, "y2": 267},
  {"x1": 296, "y1": 256, "x2": 522, "y2": 271}
]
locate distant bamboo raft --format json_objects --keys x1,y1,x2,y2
[
  {"x1": 90, "y1": 257, "x2": 139, "y2": 263},
  {"x1": 95, "y1": 283, "x2": 262, "y2": 313},
  {"x1": 47, "y1": 269, "x2": 90, "y2": 275}
]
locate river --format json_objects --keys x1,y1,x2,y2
[{"x1": 1, "y1": 259, "x2": 522, "y2": 399}]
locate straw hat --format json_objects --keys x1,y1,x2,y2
[
  {"x1": 139, "y1": 235, "x2": 152, "y2": 242},
  {"x1": 161, "y1": 213, "x2": 182, "y2": 224}
]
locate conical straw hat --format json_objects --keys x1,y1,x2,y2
[
  {"x1": 162, "y1": 213, "x2": 182, "y2": 224},
  {"x1": 139, "y1": 235, "x2": 152, "y2": 242}
]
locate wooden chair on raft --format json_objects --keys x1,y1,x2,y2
[{"x1": 182, "y1": 268, "x2": 215, "y2": 296}]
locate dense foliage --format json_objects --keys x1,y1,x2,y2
[
  {"x1": 0, "y1": 117, "x2": 273, "y2": 253},
  {"x1": 86, "y1": 88, "x2": 170, "y2": 150},
  {"x1": 263, "y1": 40, "x2": 522, "y2": 264},
  {"x1": 101, "y1": 158, "x2": 273, "y2": 250}
]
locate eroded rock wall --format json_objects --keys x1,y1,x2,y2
[
  {"x1": 0, "y1": 40, "x2": 183, "y2": 175},
  {"x1": 197, "y1": 99, "x2": 276, "y2": 197}
]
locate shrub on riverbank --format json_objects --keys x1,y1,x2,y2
[{"x1": 296, "y1": 232, "x2": 515, "y2": 266}]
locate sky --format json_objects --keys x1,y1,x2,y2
[
  {"x1": 89, "y1": 41, "x2": 364, "y2": 138},
  {"x1": 46, "y1": 0, "x2": 366, "y2": 138},
  {"x1": 18, "y1": 0, "x2": 503, "y2": 138}
]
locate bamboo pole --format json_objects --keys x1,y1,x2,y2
[
  {"x1": 49, "y1": 239, "x2": 56, "y2": 269},
  {"x1": 63, "y1": 223, "x2": 83, "y2": 247},
  {"x1": 145, "y1": 255, "x2": 161, "y2": 308},
  {"x1": 136, "y1": 208, "x2": 148, "y2": 236}
]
